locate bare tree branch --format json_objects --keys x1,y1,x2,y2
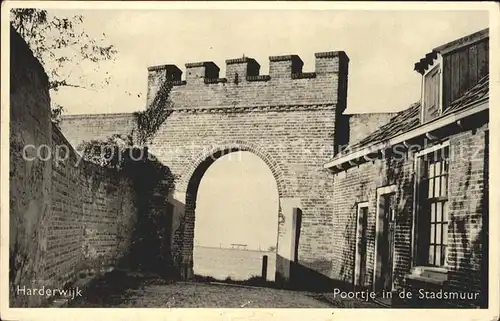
[{"x1": 11, "y1": 9, "x2": 119, "y2": 98}]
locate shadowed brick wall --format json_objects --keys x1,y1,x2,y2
[
  {"x1": 9, "y1": 27, "x2": 138, "y2": 307},
  {"x1": 10, "y1": 26, "x2": 53, "y2": 307},
  {"x1": 47, "y1": 127, "x2": 137, "y2": 289}
]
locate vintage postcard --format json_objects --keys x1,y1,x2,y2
[{"x1": 1, "y1": 1, "x2": 499, "y2": 320}]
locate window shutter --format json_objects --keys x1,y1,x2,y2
[{"x1": 423, "y1": 67, "x2": 441, "y2": 123}]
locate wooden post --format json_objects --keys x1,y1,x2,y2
[{"x1": 262, "y1": 255, "x2": 268, "y2": 281}]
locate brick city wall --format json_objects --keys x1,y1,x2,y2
[
  {"x1": 58, "y1": 51, "x2": 354, "y2": 283},
  {"x1": 58, "y1": 113, "x2": 137, "y2": 151},
  {"x1": 145, "y1": 52, "x2": 351, "y2": 281},
  {"x1": 151, "y1": 108, "x2": 339, "y2": 278},
  {"x1": 147, "y1": 53, "x2": 348, "y2": 109},
  {"x1": 9, "y1": 28, "x2": 137, "y2": 307}
]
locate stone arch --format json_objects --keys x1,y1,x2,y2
[
  {"x1": 178, "y1": 140, "x2": 287, "y2": 197},
  {"x1": 172, "y1": 140, "x2": 287, "y2": 280}
]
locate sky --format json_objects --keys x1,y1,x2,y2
[
  {"x1": 194, "y1": 151, "x2": 279, "y2": 250},
  {"x1": 20, "y1": 8, "x2": 490, "y2": 254},
  {"x1": 46, "y1": 9, "x2": 489, "y2": 115}
]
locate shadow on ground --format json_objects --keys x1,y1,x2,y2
[
  {"x1": 68, "y1": 270, "x2": 380, "y2": 308},
  {"x1": 68, "y1": 270, "x2": 175, "y2": 307}
]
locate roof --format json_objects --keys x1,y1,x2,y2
[
  {"x1": 414, "y1": 51, "x2": 438, "y2": 75},
  {"x1": 442, "y1": 74, "x2": 489, "y2": 115},
  {"x1": 331, "y1": 74, "x2": 489, "y2": 163},
  {"x1": 414, "y1": 28, "x2": 489, "y2": 74},
  {"x1": 434, "y1": 28, "x2": 489, "y2": 55}
]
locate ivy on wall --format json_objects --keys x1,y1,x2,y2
[
  {"x1": 51, "y1": 104, "x2": 65, "y2": 127},
  {"x1": 77, "y1": 134, "x2": 135, "y2": 171},
  {"x1": 77, "y1": 131, "x2": 177, "y2": 275},
  {"x1": 133, "y1": 81, "x2": 174, "y2": 145},
  {"x1": 74, "y1": 79, "x2": 179, "y2": 274}
]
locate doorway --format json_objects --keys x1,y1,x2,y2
[
  {"x1": 373, "y1": 186, "x2": 397, "y2": 296},
  {"x1": 354, "y1": 202, "x2": 369, "y2": 290}
]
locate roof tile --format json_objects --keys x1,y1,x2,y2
[
  {"x1": 334, "y1": 74, "x2": 489, "y2": 160},
  {"x1": 443, "y1": 74, "x2": 489, "y2": 115}
]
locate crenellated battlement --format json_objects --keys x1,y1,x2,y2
[{"x1": 146, "y1": 51, "x2": 349, "y2": 110}]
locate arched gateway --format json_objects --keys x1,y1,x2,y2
[
  {"x1": 174, "y1": 142, "x2": 284, "y2": 279},
  {"x1": 145, "y1": 51, "x2": 350, "y2": 283}
]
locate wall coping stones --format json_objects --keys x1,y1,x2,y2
[
  {"x1": 291, "y1": 72, "x2": 317, "y2": 79},
  {"x1": 204, "y1": 78, "x2": 228, "y2": 84},
  {"x1": 60, "y1": 112, "x2": 137, "y2": 120},
  {"x1": 185, "y1": 61, "x2": 220, "y2": 71},
  {"x1": 226, "y1": 57, "x2": 259, "y2": 65},
  {"x1": 315, "y1": 51, "x2": 349, "y2": 61},
  {"x1": 185, "y1": 61, "x2": 207, "y2": 68},
  {"x1": 147, "y1": 64, "x2": 182, "y2": 73},
  {"x1": 269, "y1": 54, "x2": 303, "y2": 62},
  {"x1": 169, "y1": 80, "x2": 188, "y2": 86},
  {"x1": 246, "y1": 75, "x2": 271, "y2": 82}
]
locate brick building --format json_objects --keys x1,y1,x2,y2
[{"x1": 324, "y1": 28, "x2": 489, "y2": 307}]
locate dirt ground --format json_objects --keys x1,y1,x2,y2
[{"x1": 67, "y1": 271, "x2": 380, "y2": 308}]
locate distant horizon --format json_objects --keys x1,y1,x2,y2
[
  {"x1": 194, "y1": 244, "x2": 277, "y2": 253},
  {"x1": 193, "y1": 151, "x2": 279, "y2": 251}
]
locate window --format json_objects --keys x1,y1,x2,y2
[{"x1": 415, "y1": 145, "x2": 449, "y2": 267}]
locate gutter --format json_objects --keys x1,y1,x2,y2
[{"x1": 324, "y1": 99, "x2": 489, "y2": 171}]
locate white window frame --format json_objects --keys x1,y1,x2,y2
[
  {"x1": 411, "y1": 140, "x2": 450, "y2": 270},
  {"x1": 354, "y1": 201, "x2": 369, "y2": 288},
  {"x1": 420, "y1": 54, "x2": 443, "y2": 123}
]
